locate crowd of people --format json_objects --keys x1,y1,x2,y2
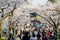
[{"x1": 8, "y1": 26, "x2": 57, "y2": 40}]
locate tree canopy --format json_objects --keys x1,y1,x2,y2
[{"x1": 48, "y1": 0, "x2": 56, "y2": 2}]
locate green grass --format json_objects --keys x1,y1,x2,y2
[{"x1": 0, "y1": 36, "x2": 7, "y2": 40}]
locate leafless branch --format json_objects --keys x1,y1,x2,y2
[
  {"x1": 44, "y1": 13, "x2": 57, "y2": 27},
  {"x1": 39, "y1": 14, "x2": 54, "y2": 26}
]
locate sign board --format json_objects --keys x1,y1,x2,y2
[{"x1": 36, "y1": 15, "x2": 41, "y2": 21}]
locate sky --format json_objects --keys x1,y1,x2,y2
[
  {"x1": 32, "y1": 0, "x2": 48, "y2": 5},
  {"x1": 27, "y1": 0, "x2": 48, "y2": 8},
  {"x1": 29, "y1": 0, "x2": 48, "y2": 8}
]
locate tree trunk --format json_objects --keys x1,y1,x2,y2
[
  {"x1": 53, "y1": 26, "x2": 58, "y2": 35},
  {"x1": 0, "y1": 33, "x2": 1, "y2": 39},
  {"x1": 59, "y1": 29, "x2": 60, "y2": 40}
]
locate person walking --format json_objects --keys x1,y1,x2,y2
[
  {"x1": 8, "y1": 34, "x2": 14, "y2": 40},
  {"x1": 30, "y1": 34, "x2": 37, "y2": 40},
  {"x1": 42, "y1": 30, "x2": 47, "y2": 40},
  {"x1": 22, "y1": 31, "x2": 30, "y2": 40},
  {"x1": 46, "y1": 31, "x2": 51, "y2": 40},
  {"x1": 53, "y1": 33, "x2": 57, "y2": 40},
  {"x1": 16, "y1": 36, "x2": 20, "y2": 40},
  {"x1": 37, "y1": 33, "x2": 41, "y2": 40}
]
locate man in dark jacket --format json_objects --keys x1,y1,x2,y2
[
  {"x1": 8, "y1": 34, "x2": 14, "y2": 40},
  {"x1": 22, "y1": 31, "x2": 30, "y2": 40}
]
